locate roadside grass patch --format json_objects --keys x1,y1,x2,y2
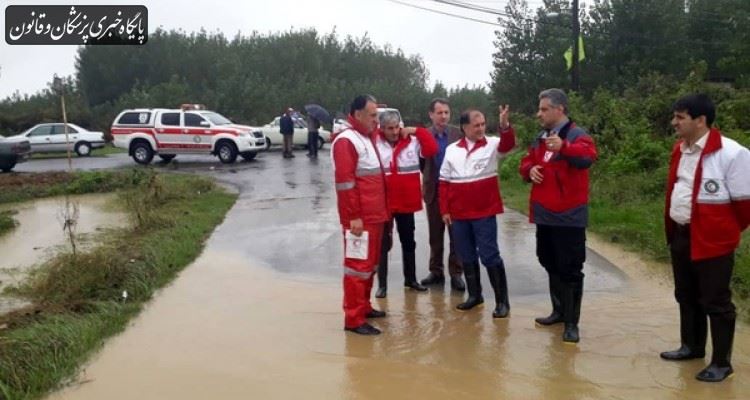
[
  {"x1": 0, "y1": 210, "x2": 17, "y2": 237},
  {"x1": 0, "y1": 171, "x2": 236, "y2": 399}
]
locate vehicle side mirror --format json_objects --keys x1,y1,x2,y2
[{"x1": 200, "y1": 120, "x2": 210, "y2": 127}]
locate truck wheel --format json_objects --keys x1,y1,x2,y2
[
  {"x1": 241, "y1": 151, "x2": 257, "y2": 161},
  {"x1": 317, "y1": 136, "x2": 325, "y2": 150},
  {"x1": 131, "y1": 141, "x2": 154, "y2": 165},
  {"x1": 216, "y1": 141, "x2": 238, "y2": 164},
  {"x1": 158, "y1": 154, "x2": 176, "y2": 163},
  {"x1": 75, "y1": 141, "x2": 92, "y2": 156},
  {"x1": 265, "y1": 138, "x2": 272, "y2": 150}
]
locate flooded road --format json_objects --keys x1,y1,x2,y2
[
  {"x1": 37, "y1": 150, "x2": 748, "y2": 399},
  {"x1": 0, "y1": 194, "x2": 127, "y2": 314}
]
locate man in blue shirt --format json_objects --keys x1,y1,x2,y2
[{"x1": 420, "y1": 98, "x2": 465, "y2": 291}]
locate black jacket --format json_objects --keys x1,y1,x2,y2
[{"x1": 280, "y1": 115, "x2": 294, "y2": 135}]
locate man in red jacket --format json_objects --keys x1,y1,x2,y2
[
  {"x1": 332, "y1": 94, "x2": 391, "y2": 336},
  {"x1": 660, "y1": 94, "x2": 750, "y2": 382},
  {"x1": 440, "y1": 106, "x2": 516, "y2": 318},
  {"x1": 520, "y1": 88, "x2": 597, "y2": 344},
  {"x1": 374, "y1": 110, "x2": 438, "y2": 298}
]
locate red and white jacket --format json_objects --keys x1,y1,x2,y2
[
  {"x1": 665, "y1": 128, "x2": 750, "y2": 260},
  {"x1": 332, "y1": 116, "x2": 390, "y2": 226},
  {"x1": 439, "y1": 127, "x2": 516, "y2": 220},
  {"x1": 375, "y1": 127, "x2": 438, "y2": 214}
]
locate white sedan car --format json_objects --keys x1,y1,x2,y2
[
  {"x1": 10, "y1": 123, "x2": 106, "y2": 156},
  {"x1": 260, "y1": 116, "x2": 331, "y2": 150}
]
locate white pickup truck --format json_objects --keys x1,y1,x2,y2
[{"x1": 111, "y1": 105, "x2": 266, "y2": 164}]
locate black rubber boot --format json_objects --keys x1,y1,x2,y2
[
  {"x1": 696, "y1": 315, "x2": 735, "y2": 382},
  {"x1": 487, "y1": 261, "x2": 510, "y2": 318},
  {"x1": 456, "y1": 262, "x2": 483, "y2": 310},
  {"x1": 660, "y1": 303, "x2": 707, "y2": 360},
  {"x1": 535, "y1": 273, "x2": 564, "y2": 326},
  {"x1": 562, "y1": 280, "x2": 583, "y2": 344},
  {"x1": 403, "y1": 250, "x2": 427, "y2": 292}
]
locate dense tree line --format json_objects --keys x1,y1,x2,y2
[
  {"x1": 1, "y1": 29, "x2": 474, "y2": 136},
  {"x1": 492, "y1": 0, "x2": 750, "y2": 113}
]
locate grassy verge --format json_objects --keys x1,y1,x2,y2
[
  {"x1": 0, "y1": 170, "x2": 144, "y2": 205},
  {"x1": 0, "y1": 171, "x2": 236, "y2": 399},
  {"x1": 499, "y1": 151, "x2": 750, "y2": 310},
  {"x1": 0, "y1": 210, "x2": 17, "y2": 237},
  {"x1": 29, "y1": 145, "x2": 125, "y2": 160}
]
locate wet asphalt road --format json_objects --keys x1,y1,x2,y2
[{"x1": 13, "y1": 149, "x2": 628, "y2": 296}]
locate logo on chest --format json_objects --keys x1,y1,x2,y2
[{"x1": 703, "y1": 179, "x2": 720, "y2": 194}]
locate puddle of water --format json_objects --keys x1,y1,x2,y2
[
  {"x1": 50, "y1": 249, "x2": 750, "y2": 400},
  {"x1": 0, "y1": 194, "x2": 128, "y2": 313}
]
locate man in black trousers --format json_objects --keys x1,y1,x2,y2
[{"x1": 660, "y1": 94, "x2": 750, "y2": 382}]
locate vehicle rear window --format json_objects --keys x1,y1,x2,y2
[
  {"x1": 117, "y1": 112, "x2": 151, "y2": 125},
  {"x1": 161, "y1": 113, "x2": 180, "y2": 126}
]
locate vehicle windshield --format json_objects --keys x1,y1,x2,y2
[{"x1": 202, "y1": 112, "x2": 233, "y2": 125}]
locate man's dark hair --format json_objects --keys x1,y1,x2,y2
[
  {"x1": 349, "y1": 94, "x2": 377, "y2": 116},
  {"x1": 459, "y1": 108, "x2": 482, "y2": 134},
  {"x1": 673, "y1": 94, "x2": 716, "y2": 126},
  {"x1": 429, "y1": 98, "x2": 450, "y2": 113}
]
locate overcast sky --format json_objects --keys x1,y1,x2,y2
[{"x1": 0, "y1": 0, "x2": 556, "y2": 99}]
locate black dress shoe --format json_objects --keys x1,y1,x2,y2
[
  {"x1": 456, "y1": 296, "x2": 484, "y2": 311},
  {"x1": 405, "y1": 281, "x2": 428, "y2": 291},
  {"x1": 535, "y1": 311, "x2": 564, "y2": 326},
  {"x1": 450, "y1": 275, "x2": 466, "y2": 292},
  {"x1": 563, "y1": 323, "x2": 580, "y2": 343},
  {"x1": 660, "y1": 345, "x2": 705, "y2": 361},
  {"x1": 375, "y1": 287, "x2": 387, "y2": 298},
  {"x1": 366, "y1": 309, "x2": 386, "y2": 318},
  {"x1": 345, "y1": 323, "x2": 381, "y2": 335},
  {"x1": 420, "y1": 273, "x2": 445, "y2": 286},
  {"x1": 696, "y1": 364, "x2": 733, "y2": 382}
]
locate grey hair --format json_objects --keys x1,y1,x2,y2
[
  {"x1": 539, "y1": 88, "x2": 568, "y2": 114},
  {"x1": 378, "y1": 110, "x2": 401, "y2": 127}
]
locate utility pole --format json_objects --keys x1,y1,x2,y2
[
  {"x1": 53, "y1": 75, "x2": 73, "y2": 171},
  {"x1": 571, "y1": 0, "x2": 580, "y2": 92}
]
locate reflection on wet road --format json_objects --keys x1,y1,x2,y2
[{"x1": 35, "y1": 150, "x2": 747, "y2": 399}]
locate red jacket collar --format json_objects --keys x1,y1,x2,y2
[
  {"x1": 457, "y1": 136, "x2": 488, "y2": 153},
  {"x1": 347, "y1": 115, "x2": 371, "y2": 137}
]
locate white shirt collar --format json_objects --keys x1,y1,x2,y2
[{"x1": 680, "y1": 130, "x2": 710, "y2": 153}]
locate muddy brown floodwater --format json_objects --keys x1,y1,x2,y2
[
  {"x1": 25, "y1": 153, "x2": 748, "y2": 400},
  {"x1": 0, "y1": 194, "x2": 127, "y2": 314},
  {"x1": 49, "y1": 239, "x2": 749, "y2": 400}
]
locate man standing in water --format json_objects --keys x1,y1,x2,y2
[
  {"x1": 332, "y1": 94, "x2": 390, "y2": 336},
  {"x1": 520, "y1": 88, "x2": 597, "y2": 344},
  {"x1": 420, "y1": 98, "x2": 465, "y2": 292},
  {"x1": 660, "y1": 94, "x2": 750, "y2": 382}
]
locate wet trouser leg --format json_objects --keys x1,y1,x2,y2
[
  {"x1": 282, "y1": 134, "x2": 293, "y2": 156},
  {"x1": 470, "y1": 216, "x2": 510, "y2": 318},
  {"x1": 376, "y1": 221, "x2": 393, "y2": 297},
  {"x1": 452, "y1": 219, "x2": 483, "y2": 310},
  {"x1": 342, "y1": 223, "x2": 384, "y2": 329},
  {"x1": 307, "y1": 131, "x2": 319, "y2": 157},
  {"x1": 426, "y1": 200, "x2": 463, "y2": 276},
  {"x1": 663, "y1": 224, "x2": 708, "y2": 359},
  {"x1": 536, "y1": 224, "x2": 585, "y2": 341},
  {"x1": 394, "y1": 213, "x2": 418, "y2": 284}
]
